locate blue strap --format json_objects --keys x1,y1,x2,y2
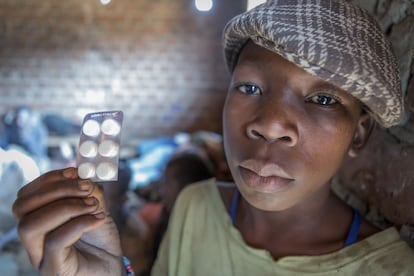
[
  {"x1": 230, "y1": 189, "x2": 240, "y2": 224},
  {"x1": 344, "y1": 209, "x2": 361, "y2": 247}
]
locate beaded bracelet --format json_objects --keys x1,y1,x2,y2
[{"x1": 122, "y1": 256, "x2": 135, "y2": 276}]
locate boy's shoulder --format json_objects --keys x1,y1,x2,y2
[
  {"x1": 174, "y1": 178, "x2": 217, "y2": 206},
  {"x1": 174, "y1": 178, "x2": 236, "y2": 212},
  {"x1": 178, "y1": 178, "x2": 235, "y2": 196},
  {"x1": 178, "y1": 177, "x2": 215, "y2": 195}
]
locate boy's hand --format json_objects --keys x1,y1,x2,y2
[{"x1": 12, "y1": 167, "x2": 124, "y2": 276}]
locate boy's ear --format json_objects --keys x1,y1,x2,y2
[{"x1": 348, "y1": 112, "x2": 375, "y2": 158}]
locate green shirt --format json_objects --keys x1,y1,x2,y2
[{"x1": 152, "y1": 179, "x2": 414, "y2": 275}]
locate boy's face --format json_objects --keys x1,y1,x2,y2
[{"x1": 223, "y1": 42, "x2": 367, "y2": 212}]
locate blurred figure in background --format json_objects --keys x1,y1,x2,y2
[
  {"x1": 122, "y1": 146, "x2": 214, "y2": 276},
  {"x1": 2, "y1": 106, "x2": 48, "y2": 159},
  {"x1": 1, "y1": 106, "x2": 50, "y2": 173}
]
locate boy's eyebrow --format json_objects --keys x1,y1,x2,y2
[
  {"x1": 309, "y1": 81, "x2": 352, "y2": 97},
  {"x1": 235, "y1": 59, "x2": 271, "y2": 70},
  {"x1": 235, "y1": 55, "x2": 285, "y2": 72},
  {"x1": 311, "y1": 82, "x2": 342, "y2": 92}
]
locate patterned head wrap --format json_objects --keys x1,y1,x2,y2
[{"x1": 223, "y1": 0, "x2": 404, "y2": 127}]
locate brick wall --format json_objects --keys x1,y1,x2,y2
[{"x1": 0, "y1": 0, "x2": 246, "y2": 141}]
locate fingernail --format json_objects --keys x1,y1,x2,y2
[
  {"x1": 94, "y1": 212, "x2": 106, "y2": 219},
  {"x1": 78, "y1": 180, "x2": 91, "y2": 191},
  {"x1": 63, "y1": 168, "x2": 77, "y2": 179},
  {"x1": 83, "y1": 197, "x2": 97, "y2": 206}
]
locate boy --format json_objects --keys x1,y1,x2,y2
[{"x1": 12, "y1": 0, "x2": 414, "y2": 275}]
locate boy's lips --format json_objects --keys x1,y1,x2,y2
[
  {"x1": 238, "y1": 159, "x2": 294, "y2": 193},
  {"x1": 239, "y1": 159, "x2": 293, "y2": 179}
]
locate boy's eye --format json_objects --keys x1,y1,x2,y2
[
  {"x1": 310, "y1": 95, "x2": 339, "y2": 105},
  {"x1": 237, "y1": 84, "x2": 262, "y2": 95}
]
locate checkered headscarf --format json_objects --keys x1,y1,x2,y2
[{"x1": 223, "y1": 0, "x2": 404, "y2": 127}]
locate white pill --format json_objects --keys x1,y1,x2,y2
[
  {"x1": 79, "y1": 141, "x2": 98, "y2": 158},
  {"x1": 101, "y1": 118, "x2": 120, "y2": 136},
  {"x1": 96, "y1": 162, "x2": 117, "y2": 180},
  {"x1": 78, "y1": 162, "x2": 96, "y2": 179},
  {"x1": 98, "y1": 140, "x2": 119, "y2": 157},
  {"x1": 82, "y1": 119, "x2": 101, "y2": 137}
]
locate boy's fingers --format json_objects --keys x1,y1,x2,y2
[
  {"x1": 13, "y1": 179, "x2": 96, "y2": 219},
  {"x1": 17, "y1": 197, "x2": 102, "y2": 268},
  {"x1": 38, "y1": 214, "x2": 106, "y2": 270},
  {"x1": 87, "y1": 183, "x2": 107, "y2": 214},
  {"x1": 17, "y1": 168, "x2": 78, "y2": 198}
]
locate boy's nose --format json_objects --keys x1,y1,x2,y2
[{"x1": 245, "y1": 102, "x2": 299, "y2": 146}]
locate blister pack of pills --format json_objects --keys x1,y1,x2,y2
[{"x1": 76, "y1": 110, "x2": 123, "y2": 182}]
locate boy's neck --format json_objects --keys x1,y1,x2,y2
[{"x1": 235, "y1": 188, "x2": 353, "y2": 259}]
